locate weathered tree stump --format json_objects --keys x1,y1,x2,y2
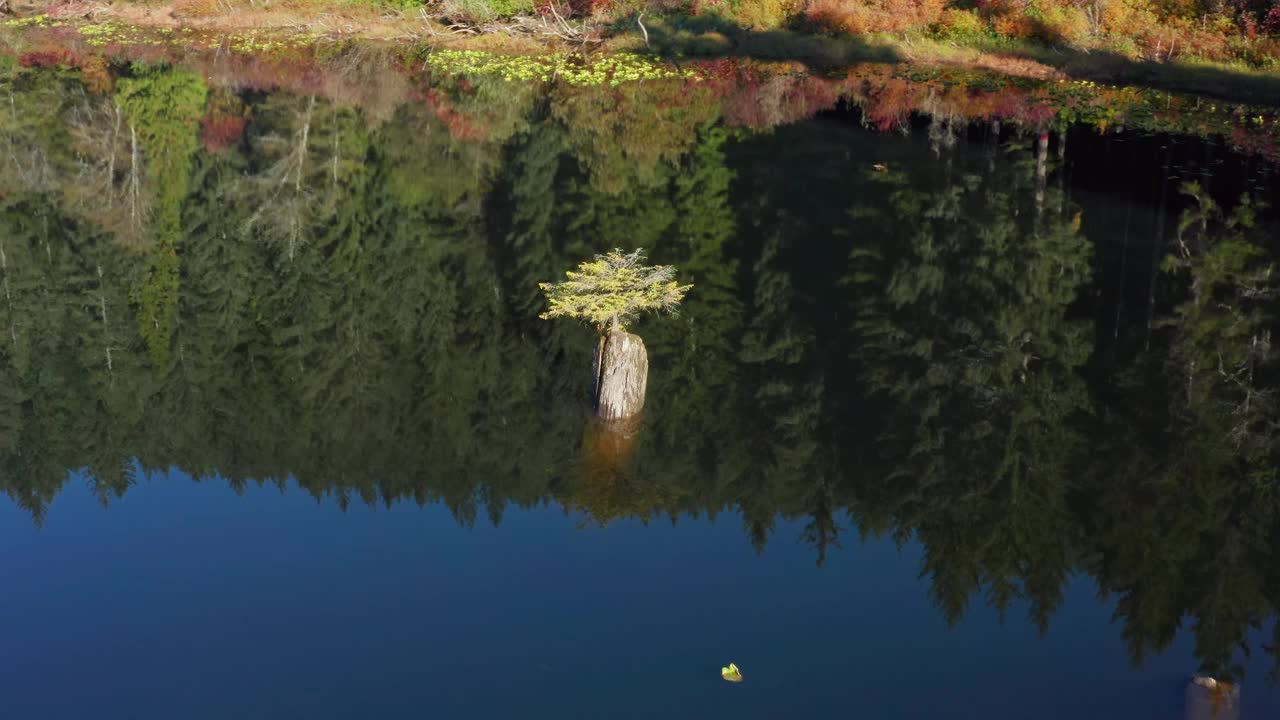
[{"x1": 593, "y1": 329, "x2": 648, "y2": 422}]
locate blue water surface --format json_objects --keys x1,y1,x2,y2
[{"x1": 2, "y1": 470, "x2": 1275, "y2": 719}]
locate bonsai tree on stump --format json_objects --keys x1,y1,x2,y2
[{"x1": 540, "y1": 249, "x2": 691, "y2": 422}]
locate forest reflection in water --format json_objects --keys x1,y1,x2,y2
[{"x1": 1, "y1": 58, "x2": 1280, "y2": 687}]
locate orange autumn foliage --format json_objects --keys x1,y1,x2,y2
[{"x1": 803, "y1": 0, "x2": 946, "y2": 34}]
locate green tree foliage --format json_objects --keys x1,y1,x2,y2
[
  {"x1": 115, "y1": 66, "x2": 209, "y2": 368},
  {"x1": 539, "y1": 249, "x2": 692, "y2": 332}
]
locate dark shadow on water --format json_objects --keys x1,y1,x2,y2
[
  {"x1": 990, "y1": 26, "x2": 1280, "y2": 107},
  {"x1": 637, "y1": 16, "x2": 1280, "y2": 106},
  {"x1": 640, "y1": 17, "x2": 904, "y2": 68}
]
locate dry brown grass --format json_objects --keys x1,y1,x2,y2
[
  {"x1": 170, "y1": 0, "x2": 222, "y2": 19},
  {"x1": 94, "y1": 0, "x2": 605, "y2": 47},
  {"x1": 103, "y1": 0, "x2": 416, "y2": 38},
  {"x1": 916, "y1": 44, "x2": 1066, "y2": 78}
]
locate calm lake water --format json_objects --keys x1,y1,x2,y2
[{"x1": 1, "y1": 55, "x2": 1280, "y2": 718}]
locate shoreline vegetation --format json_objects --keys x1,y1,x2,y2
[
  {"x1": 0, "y1": 0, "x2": 1279, "y2": 104},
  {"x1": 0, "y1": 15, "x2": 1277, "y2": 161}
]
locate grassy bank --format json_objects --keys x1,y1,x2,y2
[{"x1": 3, "y1": 0, "x2": 1280, "y2": 104}]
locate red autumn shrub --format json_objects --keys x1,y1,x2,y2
[
  {"x1": 201, "y1": 90, "x2": 249, "y2": 153},
  {"x1": 19, "y1": 49, "x2": 77, "y2": 68},
  {"x1": 1264, "y1": 2, "x2": 1280, "y2": 33},
  {"x1": 426, "y1": 89, "x2": 492, "y2": 141},
  {"x1": 804, "y1": 0, "x2": 945, "y2": 33},
  {"x1": 201, "y1": 114, "x2": 249, "y2": 153},
  {"x1": 722, "y1": 74, "x2": 841, "y2": 127},
  {"x1": 863, "y1": 80, "x2": 924, "y2": 131}
]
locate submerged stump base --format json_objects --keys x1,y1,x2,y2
[
  {"x1": 1185, "y1": 677, "x2": 1239, "y2": 720},
  {"x1": 578, "y1": 413, "x2": 644, "y2": 488},
  {"x1": 593, "y1": 329, "x2": 648, "y2": 422}
]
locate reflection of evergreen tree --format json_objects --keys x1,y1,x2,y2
[
  {"x1": 847, "y1": 137, "x2": 1092, "y2": 626},
  {"x1": 4, "y1": 62, "x2": 1280, "y2": 684},
  {"x1": 632, "y1": 125, "x2": 751, "y2": 521},
  {"x1": 1087, "y1": 185, "x2": 1280, "y2": 681},
  {"x1": 0, "y1": 191, "x2": 140, "y2": 519},
  {"x1": 552, "y1": 82, "x2": 718, "y2": 194},
  {"x1": 735, "y1": 197, "x2": 833, "y2": 561},
  {"x1": 498, "y1": 114, "x2": 567, "y2": 320},
  {"x1": 1164, "y1": 184, "x2": 1277, "y2": 450},
  {"x1": 115, "y1": 66, "x2": 208, "y2": 368},
  {"x1": 0, "y1": 68, "x2": 78, "y2": 198}
]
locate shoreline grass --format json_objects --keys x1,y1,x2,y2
[{"x1": 3, "y1": 0, "x2": 1280, "y2": 106}]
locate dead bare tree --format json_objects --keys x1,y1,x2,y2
[
  {"x1": 0, "y1": 239, "x2": 15, "y2": 350},
  {"x1": 65, "y1": 94, "x2": 149, "y2": 245},
  {"x1": 2, "y1": 89, "x2": 57, "y2": 193},
  {"x1": 244, "y1": 95, "x2": 318, "y2": 261}
]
